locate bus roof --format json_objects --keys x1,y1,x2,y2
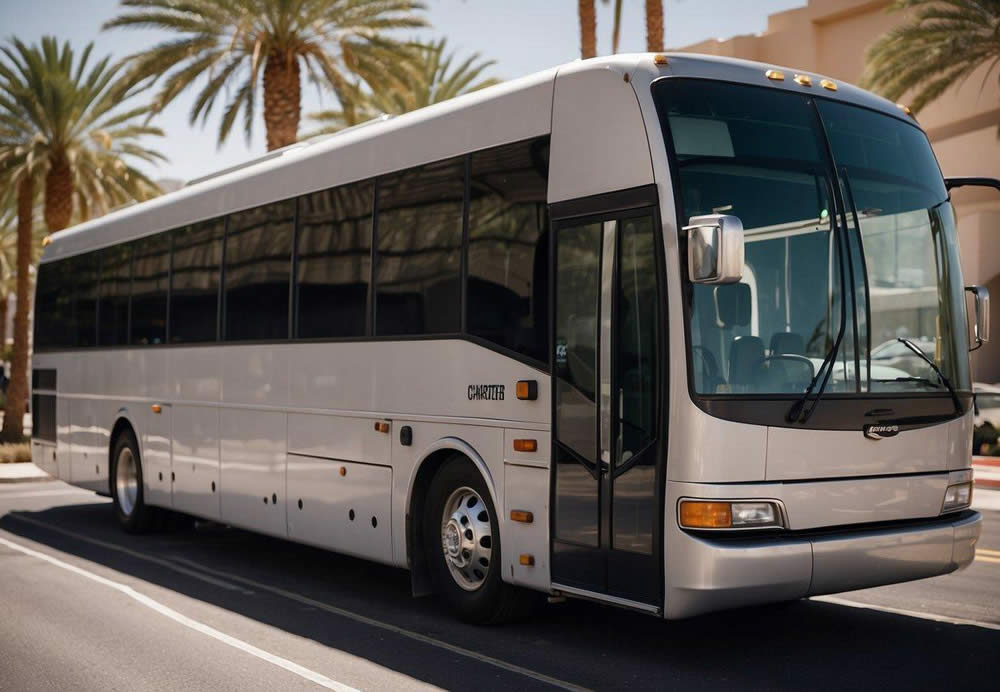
[{"x1": 40, "y1": 53, "x2": 911, "y2": 263}]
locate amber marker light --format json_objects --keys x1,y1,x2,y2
[
  {"x1": 679, "y1": 501, "x2": 732, "y2": 529},
  {"x1": 510, "y1": 510, "x2": 534, "y2": 523},
  {"x1": 793, "y1": 74, "x2": 812, "y2": 87},
  {"x1": 519, "y1": 554, "x2": 535, "y2": 566},
  {"x1": 516, "y1": 380, "x2": 538, "y2": 400},
  {"x1": 151, "y1": 404, "x2": 162, "y2": 414},
  {"x1": 820, "y1": 79, "x2": 837, "y2": 91},
  {"x1": 653, "y1": 54, "x2": 669, "y2": 66},
  {"x1": 765, "y1": 69, "x2": 785, "y2": 81},
  {"x1": 513, "y1": 439, "x2": 537, "y2": 453},
  {"x1": 374, "y1": 421, "x2": 389, "y2": 434}
]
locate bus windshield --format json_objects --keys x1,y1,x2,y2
[{"x1": 653, "y1": 79, "x2": 970, "y2": 397}]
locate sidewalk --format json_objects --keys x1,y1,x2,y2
[{"x1": 0, "y1": 462, "x2": 52, "y2": 483}]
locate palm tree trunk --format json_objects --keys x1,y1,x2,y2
[
  {"x1": 646, "y1": 0, "x2": 665, "y2": 52},
  {"x1": 2, "y1": 177, "x2": 33, "y2": 441},
  {"x1": 263, "y1": 54, "x2": 301, "y2": 151},
  {"x1": 44, "y1": 154, "x2": 73, "y2": 232},
  {"x1": 579, "y1": 0, "x2": 597, "y2": 59},
  {"x1": 0, "y1": 291, "x2": 8, "y2": 353}
]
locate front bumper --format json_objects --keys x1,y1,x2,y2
[{"x1": 664, "y1": 510, "x2": 981, "y2": 619}]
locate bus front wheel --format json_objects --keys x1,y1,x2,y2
[
  {"x1": 110, "y1": 430, "x2": 156, "y2": 533},
  {"x1": 423, "y1": 455, "x2": 534, "y2": 624}
]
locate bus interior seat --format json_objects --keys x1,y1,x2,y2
[
  {"x1": 729, "y1": 335, "x2": 765, "y2": 390},
  {"x1": 770, "y1": 331, "x2": 805, "y2": 356}
]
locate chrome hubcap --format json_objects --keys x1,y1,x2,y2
[
  {"x1": 115, "y1": 448, "x2": 138, "y2": 517},
  {"x1": 440, "y1": 486, "x2": 492, "y2": 591}
]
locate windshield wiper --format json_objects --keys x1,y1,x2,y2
[
  {"x1": 786, "y1": 186, "x2": 850, "y2": 424},
  {"x1": 895, "y1": 338, "x2": 963, "y2": 415}
]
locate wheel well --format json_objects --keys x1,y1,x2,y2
[
  {"x1": 407, "y1": 448, "x2": 467, "y2": 598},
  {"x1": 108, "y1": 417, "x2": 135, "y2": 492}
]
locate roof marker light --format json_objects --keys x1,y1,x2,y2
[
  {"x1": 653, "y1": 54, "x2": 669, "y2": 66},
  {"x1": 793, "y1": 74, "x2": 812, "y2": 87},
  {"x1": 765, "y1": 69, "x2": 785, "y2": 81},
  {"x1": 820, "y1": 79, "x2": 838, "y2": 91}
]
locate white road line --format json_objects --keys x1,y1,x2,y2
[
  {"x1": 0, "y1": 489, "x2": 92, "y2": 500},
  {"x1": 977, "y1": 548, "x2": 1000, "y2": 557},
  {"x1": 812, "y1": 595, "x2": 1000, "y2": 631},
  {"x1": 976, "y1": 555, "x2": 1000, "y2": 565},
  {"x1": 0, "y1": 534, "x2": 358, "y2": 691},
  {"x1": 12, "y1": 514, "x2": 588, "y2": 692},
  {"x1": 9, "y1": 514, "x2": 254, "y2": 595}
]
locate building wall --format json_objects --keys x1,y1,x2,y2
[{"x1": 681, "y1": 0, "x2": 1000, "y2": 383}]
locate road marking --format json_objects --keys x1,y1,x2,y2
[
  {"x1": 11, "y1": 514, "x2": 589, "y2": 692},
  {"x1": 9, "y1": 514, "x2": 254, "y2": 595},
  {"x1": 0, "y1": 534, "x2": 358, "y2": 691},
  {"x1": 975, "y1": 555, "x2": 1000, "y2": 564},
  {"x1": 0, "y1": 489, "x2": 91, "y2": 500},
  {"x1": 976, "y1": 547, "x2": 1000, "y2": 558},
  {"x1": 812, "y1": 595, "x2": 1000, "y2": 631}
]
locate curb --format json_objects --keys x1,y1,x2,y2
[
  {"x1": 973, "y1": 456, "x2": 1000, "y2": 490},
  {"x1": 0, "y1": 463, "x2": 55, "y2": 484}
]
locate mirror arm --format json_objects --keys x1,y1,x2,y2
[
  {"x1": 944, "y1": 177, "x2": 1000, "y2": 193},
  {"x1": 966, "y1": 285, "x2": 991, "y2": 351}
]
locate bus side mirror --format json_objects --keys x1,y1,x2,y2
[
  {"x1": 684, "y1": 214, "x2": 744, "y2": 284},
  {"x1": 966, "y1": 285, "x2": 990, "y2": 351}
]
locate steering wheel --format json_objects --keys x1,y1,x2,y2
[{"x1": 761, "y1": 354, "x2": 815, "y2": 390}]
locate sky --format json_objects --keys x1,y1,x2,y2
[{"x1": 1, "y1": 0, "x2": 805, "y2": 182}]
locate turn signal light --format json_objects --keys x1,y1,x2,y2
[
  {"x1": 941, "y1": 482, "x2": 972, "y2": 513},
  {"x1": 516, "y1": 380, "x2": 538, "y2": 400},
  {"x1": 151, "y1": 404, "x2": 162, "y2": 414},
  {"x1": 519, "y1": 554, "x2": 535, "y2": 566},
  {"x1": 374, "y1": 421, "x2": 390, "y2": 434},
  {"x1": 679, "y1": 500, "x2": 783, "y2": 530},
  {"x1": 510, "y1": 510, "x2": 534, "y2": 523},
  {"x1": 679, "y1": 501, "x2": 732, "y2": 529},
  {"x1": 513, "y1": 439, "x2": 537, "y2": 453}
]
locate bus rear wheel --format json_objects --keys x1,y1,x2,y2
[
  {"x1": 423, "y1": 456, "x2": 534, "y2": 623},
  {"x1": 111, "y1": 430, "x2": 156, "y2": 534}
]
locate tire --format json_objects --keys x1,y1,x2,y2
[
  {"x1": 423, "y1": 456, "x2": 536, "y2": 624},
  {"x1": 110, "y1": 430, "x2": 156, "y2": 533}
]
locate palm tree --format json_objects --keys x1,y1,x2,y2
[
  {"x1": 104, "y1": 0, "x2": 428, "y2": 151},
  {"x1": 605, "y1": 0, "x2": 623, "y2": 54},
  {"x1": 0, "y1": 193, "x2": 45, "y2": 357},
  {"x1": 646, "y1": 0, "x2": 664, "y2": 52},
  {"x1": 862, "y1": 0, "x2": 1000, "y2": 116},
  {"x1": 307, "y1": 39, "x2": 499, "y2": 136},
  {"x1": 0, "y1": 36, "x2": 165, "y2": 440},
  {"x1": 579, "y1": 0, "x2": 597, "y2": 59}
]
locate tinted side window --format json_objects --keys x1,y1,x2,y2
[
  {"x1": 98, "y1": 244, "x2": 131, "y2": 346},
  {"x1": 296, "y1": 181, "x2": 373, "y2": 338},
  {"x1": 225, "y1": 200, "x2": 294, "y2": 341},
  {"x1": 130, "y1": 233, "x2": 170, "y2": 345},
  {"x1": 74, "y1": 252, "x2": 99, "y2": 347},
  {"x1": 172, "y1": 219, "x2": 223, "y2": 343},
  {"x1": 375, "y1": 158, "x2": 464, "y2": 335},
  {"x1": 467, "y1": 137, "x2": 550, "y2": 362},
  {"x1": 34, "y1": 261, "x2": 71, "y2": 350}
]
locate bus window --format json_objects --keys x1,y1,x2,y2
[
  {"x1": 467, "y1": 137, "x2": 549, "y2": 362},
  {"x1": 130, "y1": 233, "x2": 169, "y2": 346},
  {"x1": 375, "y1": 157, "x2": 464, "y2": 336},
  {"x1": 171, "y1": 218, "x2": 223, "y2": 343},
  {"x1": 296, "y1": 181, "x2": 373, "y2": 339},
  {"x1": 224, "y1": 200, "x2": 295, "y2": 341},
  {"x1": 73, "y1": 252, "x2": 99, "y2": 348},
  {"x1": 98, "y1": 244, "x2": 132, "y2": 347}
]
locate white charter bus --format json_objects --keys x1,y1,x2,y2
[{"x1": 31, "y1": 54, "x2": 988, "y2": 622}]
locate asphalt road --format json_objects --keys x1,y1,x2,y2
[{"x1": 0, "y1": 481, "x2": 997, "y2": 691}]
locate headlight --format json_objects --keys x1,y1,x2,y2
[
  {"x1": 679, "y1": 499, "x2": 784, "y2": 529},
  {"x1": 941, "y1": 482, "x2": 972, "y2": 513}
]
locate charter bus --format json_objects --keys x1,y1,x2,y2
[{"x1": 31, "y1": 54, "x2": 989, "y2": 622}]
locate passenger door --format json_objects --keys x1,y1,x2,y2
[{"x1": 551, "y1": 202, "x2": 663, "y2": 609}]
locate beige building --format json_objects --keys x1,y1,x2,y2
[{"x1": 681, "y1": 0, "x2": 1000, "y2": 383}]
